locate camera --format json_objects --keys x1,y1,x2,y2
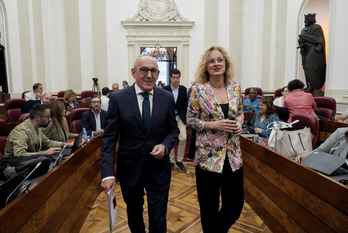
[{"x1": 92, "y1": 78, "x2": 98, "y2": 83}]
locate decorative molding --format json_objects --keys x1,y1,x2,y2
[
  {"x1": 126, "y1": 0, "x2": 189, "y2": 21},
  {"x1": 0, "y1": 0, "x2": 11, "y2": 93}
]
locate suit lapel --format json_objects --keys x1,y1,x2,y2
[{"x1": 126, "y1": 86, "x2": 146, "y2": 133}]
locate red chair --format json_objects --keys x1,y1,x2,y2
[
  {"x1": 4, "y1": 98, "x2": 27, "y2": 121},
  {"x1": 80, "y1": 90, "x2": 98, "y2": 99},
  {"x1": 19, "y1": 113, "x2": 30, "y2": 123},
  {"x1": 313, "y1": 97, "x2": 336, "y2": 121},
  {"x1": 52, "y1": 97, "x2": 65, "y2": 102},
  {"x1": 57, "y1": 90, "x2": 66, "y2": 98},
  {"x1": 274, "y1": 88, "x2": 282, "y2": 99},
  {"x1": 79, "y1": 97, "x2": 91, "y2": 108},
  {"x1": 21, "y1": 91, "x2": 31, "y2": 99},
  {"x1": 69, "y1": 108, "x2": 89, "y2": 134},
  {"x1": 291, "y1": 113, "x2": 320, "y2": 149},
  {"x1": 0, "y1": 119, "x2": 7, "y2": 158},
  {"x1": 244, "y1": 87, "x2": 263, "y2": 99}
]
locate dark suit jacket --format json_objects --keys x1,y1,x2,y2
[
  {"x1": 80, "y1": 109, "x2": 107, "y2": 136},
  {"x1": 163, "y1": 84, "x2": 188, "y2": 124},
  {"x1": 100, "y1": 85, "x2": 179, "y2": 187},
  {"x1": 21, "y1": 100, "x2": 40, "y2": 114}
]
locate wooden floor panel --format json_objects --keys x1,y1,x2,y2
[{"x1": 80, "y1": 162, "x2": 271, "y2": 233}]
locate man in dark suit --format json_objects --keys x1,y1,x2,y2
[
  {"x1": 21, "y1": 93, "x2": 52, "y2": 114},
  {"x1": 100, "y1": 55, "x2": 179, "y2": 233},
  {"x1": 80, "y1": 94, "x2": 106, "y2": 136},
  {"x1": 163, "y1": 69, "x2": 188, "y2": 173}
]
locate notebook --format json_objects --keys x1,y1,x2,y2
[{"x1": 300, "y1": 151, "x2": 348, "y2": 176}]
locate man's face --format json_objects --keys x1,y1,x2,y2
[
  {"x1": 90, "y1": 97, "x2": 101, "y2": 113},
  {"x1": 170, "y1": 73, "x2": 180, "y2": 88},
  {"x1": 35, "y1": 85, "x2": 43, "y2": 94},
  {"x1": 131, "y1": 57, "x2": 159, "y2": 93},
  {"x1": 41, "y1": 94, "x2": 52, "y2": 105},
  {"x1": 249, "y1": 89, "x2": 257, "y2": 100},
  {"x1": 112, "y1": 85, "x2": 119, "y2": 91},
  {"x1": 38, "y1": 109, "x2": 51, "y2": 128}
]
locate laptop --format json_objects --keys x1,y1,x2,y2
[
  {"x1": 301, "y1": 151, "x2": 348, "y2": 176},
  {"x1": 0, "y1": 168, "x2": 29, "y2": 209},
  {"x1": 51, "y1": 132, "x2": 83, "y2": 163}
]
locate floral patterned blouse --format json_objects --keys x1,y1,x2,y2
[{"x1": 186, "y1": 81, "x2": 244, "y2": 173}]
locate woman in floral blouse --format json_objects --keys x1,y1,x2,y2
[{"x1": 187, "y1": 46, "x2": 244, "y2": 233}]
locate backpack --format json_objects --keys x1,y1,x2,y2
[{"x1": 315, "y1": 107, "x2": 327, "y2": 120}]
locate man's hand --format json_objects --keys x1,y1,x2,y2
[
  {"x1": 45, "y1": 147, "x2": 61, "y2": 155},
  {"x1": 66, "y1": 142, "x2": 74, "y2": 147},
  {"x1": 35, "y1": 92, "x2": 42, "y2": 99},
  {"x1": 93, "y1": 129, "x2": 104, "y2": 136},
  {"x1": 150, "y1": 144, "x2": 166, "y2": 159},
  {"x1": 254, "y1": 128, "x2": 262, "y2": 134},
  {"x1": 101, "y1": 178, "x2": 116, "y2": 195},
  {"x1": 247, "y1": 105, "x2": 255, "y2": 112}
]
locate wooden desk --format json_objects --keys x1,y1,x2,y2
[
  {"x1": 241, "y1": 136, "x2": 348, "y2": 232},
  {"x1": 0, "y1": 136, "x2": 104, "y2": 233}
]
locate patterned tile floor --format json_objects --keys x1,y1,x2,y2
[{"x1": 80, "y1": 162, "x2": 272, "y2": 233}]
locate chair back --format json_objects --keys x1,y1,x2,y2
[
  {"x1": 52, "y1": 97, "x2": 65, "y2": 102},
  {"x1": 69, "y1": 108, "x2": 89, "y2": 134},
  {"x1": 0, "y1": 136, "x2": 6, "y2": 158},
  {"x1": 313, "y1": 97, "x2": 336, "y2": 121},
  {"x1": 274, "y1": 88, "x2": 282, "y2": 99},
  {"x1": 0, "y1": 119, "x2": 6, "y2": 136},
  {"x1": 80, "y1": 90, "x2": 98, "y2": 99},
  {"x1": 19, "y1": 113, "x2": 30, "y2": 123},
  {"x1": 57, "y1": 90, "x2": 66, "y2": 98},
  {"x1": 21, "y1": 91, "x2": 31, "y2": 99},
  {"x1": 245, "y1": 87, "x2": 263, "y2": 99},
  {"x1": 291, "y1": 113, "x2": 320, "y2": 149},
  {"x1": 4, "y1": 98, "x2": 27, "y2": 121},
  {"x1": 80, "y1": 97, "x2": 91, "y2": 108}
]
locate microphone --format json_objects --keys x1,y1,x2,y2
[
  {"x1": 54, "y1": 144, "x2": 67, "y2": 168},
  {"x1": 5, "y1": 162, "x2": 42, "y2": 206}
]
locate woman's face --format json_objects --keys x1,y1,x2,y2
[
  {"x1": 68, "y1": 95, "x2": 75, "y2": 103},
  {"x1": 206, "y1": 50, "x2": 226, "y2": 77},
  {"x1": 282, "y1": 87, "x2": 289, "y2": 97},
  {"x1": 259, "y1": 102, "x2": 267, "y2": 114}
]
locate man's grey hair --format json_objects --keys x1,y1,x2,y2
[
  {"x1": 112, "y1": 82, "x2": 119, "y2": 87},
  {"x1": 133, "y1": 55, "x2": 157, "y2": 68}
]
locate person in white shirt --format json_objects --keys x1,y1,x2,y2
[
  {"x1": 336, "y1": 108, "x2": 348, "y2": 123},
  {"x1": 100, "y1": 87, "x2": 110, "y2": 111},
  {"x1": 25, "y1": 83, "x2": 43, "y2": 101},
  {"x1": 273, "y1": 86, "x2": 289, "y2": 107}
]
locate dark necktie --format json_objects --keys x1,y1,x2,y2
[{"x1": 141, "y1": 92, "x2": 150, "y2": 131}]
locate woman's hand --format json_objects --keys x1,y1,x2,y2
[
  {"x1": 295, "y1": 153, "x2": 309, "y2": 163},
  {"x1": 65, "y1": 111, "x2": 71, "y2": 116},
  {"x1": 254, "y1": 128, "x2": 262, "y2": 134}
]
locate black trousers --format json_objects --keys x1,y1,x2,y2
[
  {"x1": 195, "y1": 159, "x2": 244, "y2": 233},
  {"x1": 120, "y1": 162, "x2": 170, "y2": 233}
]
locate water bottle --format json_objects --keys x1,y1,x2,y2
[{"x1": 81, "y1": 128, "x2": 87, "y2": 146}]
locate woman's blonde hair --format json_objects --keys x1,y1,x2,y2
[
  {"x1": 63, "y1": 89, "x2": 76, "y2": 104},
  {"x1": 195, "y1": 46, "x2": 235, "y2": 85}
]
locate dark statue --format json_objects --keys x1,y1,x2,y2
[{"x1": 298, "y1": 13, "x2": 326, "y2": 91}]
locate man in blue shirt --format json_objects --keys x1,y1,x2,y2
[{"x1": 243, "y1": 88, "x2": 260, "y2": 113}]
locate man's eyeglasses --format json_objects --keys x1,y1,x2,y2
[
  {"x1": 39, "y1": 115, "x2": 51, "y2": 119},
  {"x1": 136, "y1": 67, "x2": 159, "y2": 76},
  {"x1": 207, "y1": 58, "x2": 225, "y2": 65},
  {"x1": 91, "y1": 101, "x2": 101, "y2": 104}
]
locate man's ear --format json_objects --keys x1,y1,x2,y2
[{"x1": 131, "y1": 68, "x2": 136, "y2": 78}]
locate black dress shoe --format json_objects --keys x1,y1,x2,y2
[{"x1": 186, "y1": 157, "x2": 194, "y2": 161}]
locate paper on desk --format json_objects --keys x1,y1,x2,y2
[{"x1": 107, "y1": 188, "x2": 117, "y2": 232}]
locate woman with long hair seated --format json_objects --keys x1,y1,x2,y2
[
  {"x1": 42, "y1": 101, "x2": 77, "y2": 141},
  {"x1": 284, "y1": 79, "x2": 318, "y2": 123},
  {"x1": 64, "y1": 89, "x2": 80, "y2": 116},
  {"x1": 251, "y1": 96, "x2": 279, "y2": 137}
]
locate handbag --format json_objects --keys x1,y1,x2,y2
[
  {"x1": 267, "y1": 121, "x2": 298, "y2": 150},
  {"x1": 242, "y1": 121, "x2": 255, "y2": 134},
  {"x1": 274, "y1": 126, "x2": 312, "y2": 159}
]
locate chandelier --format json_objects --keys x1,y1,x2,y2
[{"x1": 146, "y1": 43, "x2": 167, "y2": 61}]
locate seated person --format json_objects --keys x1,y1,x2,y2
[
  {"x1": 80, "y1": 95, "x2": 106, "y2": 137},
  {"x1": 284, "y1": 79, "x2": 318, "y2": 123},
  {"x1": 4, "y1": 104, "x2": 73, "y2": 157},
  {"x1": 243, "y1": 88, "x2": 260, "y2": 113},
  {"x1": 336, "y1": 108, "x2": 348, "y2": 123},
  {"x1": 24, "y1": 83, "x2": 43, "y2": 101},
  {"x1": 42, "y1": 101, "x2": 78, "y2": 141},
  {"x1": 100, "y1": 87, "x2": 110, "y2": 111},
  {"x1": 273, "y1": 86, "x2": 289, "y2": 107},
  {"x1": 250, "y1": 97, "x2": 279, "y2": 137},
  {"x1": 64, "y1": 89, "x2": 80, "y2": 116},
  {"x1": 21, "y1": 93, "x2": 52, "y2": 114},
  {"x1": 295, "y1": 127, "x2": 348, "y2": 162}
]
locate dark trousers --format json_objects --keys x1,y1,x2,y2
[
  {"x1": 187, "y1": 128, "x2": 196, "y2": 159},
  {"x1": 120, "y1": 163, "x2": 170, "y2": 233},
  {"x1": 195, "y1": 159, "x2": 244, "y2": 233}
]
